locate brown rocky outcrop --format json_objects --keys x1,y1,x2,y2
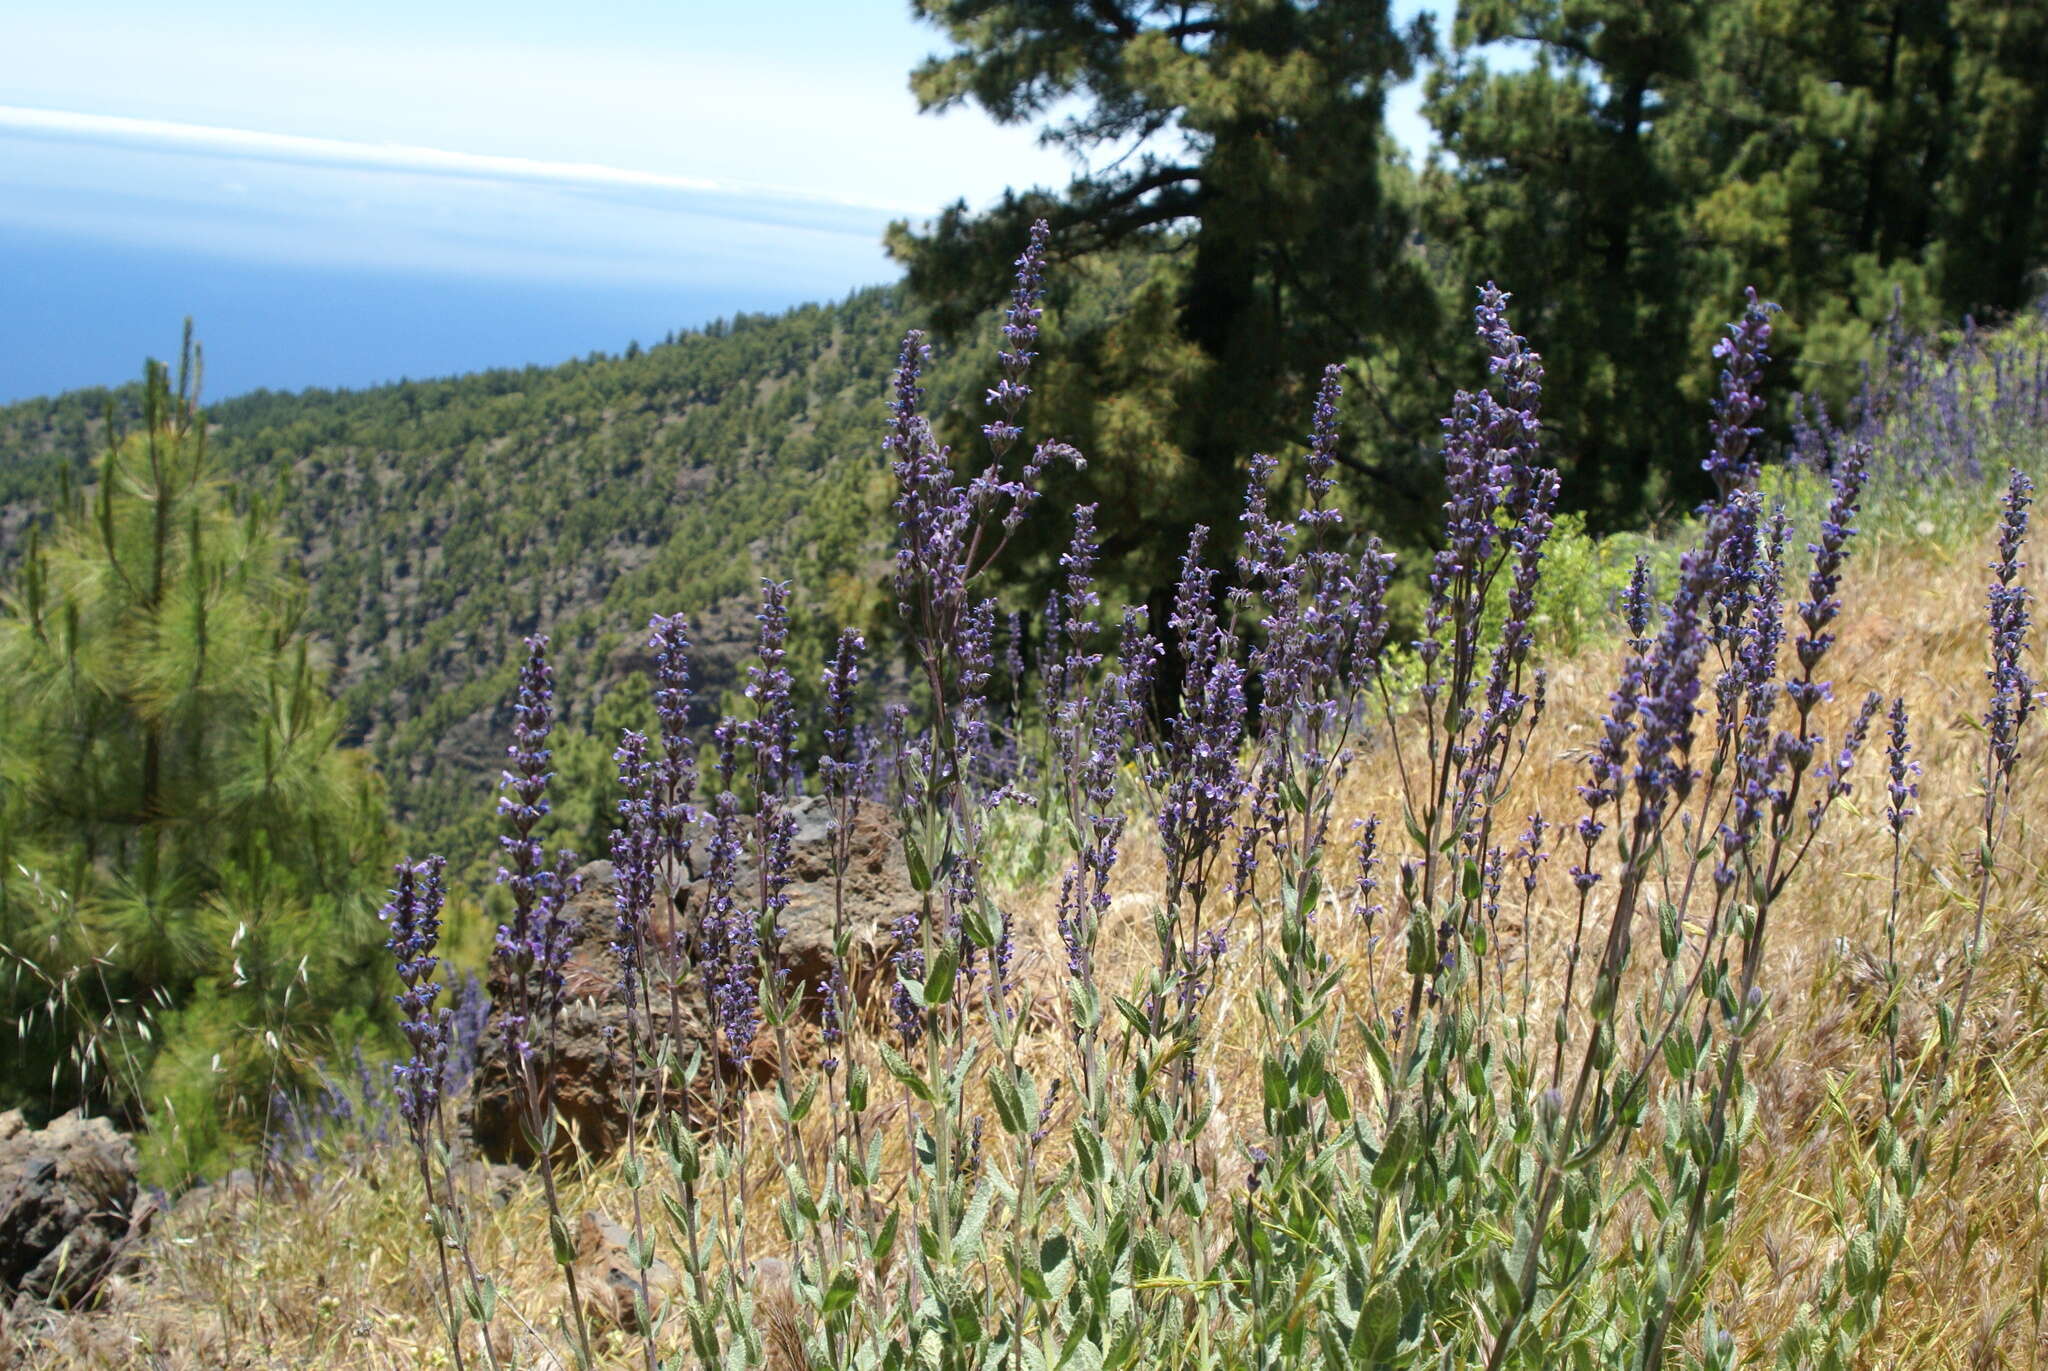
[
  {"x1": 468, "y1": 798, "x2": 917, "y2": 1164},
  {"x1": 0, "y1": 1111, "x2": 153, "y2": 1310}
]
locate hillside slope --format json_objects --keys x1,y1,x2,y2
[{"x1": 0, "y1": 287, "x2": 993, "y2": 854}]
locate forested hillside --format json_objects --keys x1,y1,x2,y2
[{"x1": 0, "y1": 287, "x2": 1000, "y2": 860}]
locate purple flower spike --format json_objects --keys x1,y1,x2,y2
[
  {"x1": 1705, "y1": 288, "x2": 1780, "y2": 497},
  {"x1": 983, "y1": 219, "x2": 1051, "y2": 461},
  {"x1": 1987, "y1": 467, "x2": 2036, "y2": 772},
  {"x1": 609, "y1": 730, "x2": 656, "y2": 1003},
  {"x1": 646, "y1": 614, "x2": 699, "y2": 870},
  {"x1": 384, "y1": 856, "x2": 451, "y2": 1129},
  {"x1": 1302, "y1": 364, "x2": 1345, "y2": 528},
  {"x1": 494, "y1": 635, "x2": 582, "y2": 1069},
  {"x1": 1794, "y1": 444, "x2": 1869, "y2": 687},
  {"x1": 822, "y1": 628, "x2": 866, "y2": 802},
  {"x1": 1884, "y1": 697, "x2": 1918, "y2": 836},
  {"x1": 1623, "y1": 556, "x2": 1654, "y2": 654}
]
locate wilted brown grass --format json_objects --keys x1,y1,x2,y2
[{"x1": 9, "y1": 511, "x2": 2045, "y2": 1371}]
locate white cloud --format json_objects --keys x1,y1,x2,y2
[
  {"x1": 0, "y1": 105, "x2": 926, "y2": 219},
  {"x1": 0, "y1": 11, "x2": 1080, "y2": 218}
]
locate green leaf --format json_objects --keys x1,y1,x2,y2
[
  {"x1": 877, "y1": 1041, "x2": 934, "y2": 1102},
  {"x1": 905, "y1": 836, "x2": 933, "y2": 893},
  {"x1": 821, "y1": 1269, "x2": 859, "y2": 1316},
  {"x1": 1263, "y1": 1056, "x2": 1291, "y2": 1112},
  {"x1": 549, "y1": 1211, "x2": 577, "y2": 1267},
  {"x1": 1111, "y1": 994, "x2": 1152, "y2": 1037},
  {"x1": 871, "y1": 1207, "x2": 900, "y2": 1264},
  {"x1": 924, "y1": 945, "x2": 959, "y2": 1006},
  {"x1": 956, "y1": 1177, "x2": 995, "y2": 1253},
  {"x1": 990, "y1": 1066, "x2": 1027, "y2": 1135}
]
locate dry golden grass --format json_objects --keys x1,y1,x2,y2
[{"x1": 9, "y1": 514, "x2": 2046, "y2": 1371}]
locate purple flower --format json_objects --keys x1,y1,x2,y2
[
  {"x1": 1348, "y1": 816, "x2": 1384, "y2": 926},
  {"x1": 699, "y1": 724, "x2": 758, "y2": 1064},
  {"x1": 609, "y1": 730, "x2": 656, "y2": 1004},
  {"x1": 494, "y1": 636, "x2": 581, "y2": 1070},
  {"x1": 821, "y1": 628, "x2": 866, "y2": 805},
  {"x1": 983, "y1": 219, "x2": 1050, "y2": 462},
  {"x1": 383, "y1": 856, "x2": 450, "y2": 1129},
  {"x1": 1514, "y1": 814, "x2": 1548, "y2": 896},
  {"x1": 1791, "y1": 445, "x2": 1869, "y2": 699},
  {"x1": 1301, "y1": 364, "x2": 1345, "y2": 530},
  {"x1": 1885, "y1": 697, "x2": 1918, "y2": 836},
  {"x1": 1623, "y1": 555, "x2": 1654, "y2": 654},
  {"x1": 647, "y1": 614, "x2": 699, "y2": 871},
  {"x1": 889, "y1": 904, "x2": 926, "y2": 1048},
  {"x1": 1157, "y1": 527, "x2": 1249, "y2": 914},
  {"x1": 1705, "y1": 288, "x2": 1779, "y2": 497},
  {"x1": 1987, "y1": 468, "x2": 2036, "y2": 773}
]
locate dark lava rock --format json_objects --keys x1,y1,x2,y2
[
  {"x1": 467, "y1": 798, "x2": 918, "y2": 1165},
  {"x1": 0, "y1": 1110, "x2": 153, "y2": 1310}
]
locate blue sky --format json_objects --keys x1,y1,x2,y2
[{"x1": 2, "y1": 2, "x2": 1437, "y2": 402}]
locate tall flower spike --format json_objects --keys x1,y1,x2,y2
[
  {"x1": 1623, "y1": 556, "x2": 1654, "y2": 655},
  {"x1": 822, "y1": 628, "x2": 865, "y2": 802},
  {"x1": 700, "y1": 721, "x2": 757, "y2": 1064},
  {"x1": 1705, "y1": 287, "x2": 1780, "y2": 497},
  {"x1": 1884, "y1": 697, "x2": 1917, "y2": 836},
  {"x1": 984, "y1": 218, "x2": 1051, "y2": 461},
  {"x1": 1794, "y1": 443, "x2": 1869, "y2": 683},
  {"x1": 495, "y1": 635, "x2": 580, "y2": 1065},
  {"x1": 1301, "y1": 364, "x2": 1345, "y2": 529},
  {"x1": 384, "y1": 856, "x2": 450, "y2": 1129},
  {"x1": 609, "y1": 730, "x2": 656, "y2": 1003},
  {"x1": 646, "y1": 614, "x2": 698, "y2": 869},
  {"x1": 1987, "y1": 466, "x2": 2035, "y2": 772}
]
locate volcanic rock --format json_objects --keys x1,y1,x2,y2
[
  {"x1": 467, "y1": 798, "x2": 916, "y2": 1164},
  {"x1": 0, "y1": 1111, "x2": 152, "y2": 1310}
]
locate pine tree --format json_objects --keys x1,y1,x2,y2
[
  {"x1": 0, "y1": 327, "x2": 392, "y2": 1172},
  {"x1": 892, "y1": 0, "x2": 1445, "y2": 607}
]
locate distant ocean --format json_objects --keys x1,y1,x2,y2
[{"x1": 1, "y1": 222, "x2": 888, "y2": 405}]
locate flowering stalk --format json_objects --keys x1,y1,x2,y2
[
  {"x1": 607, "y1": 730, "x2": 661, "y2": 1371},
  {"x1": 492, "y1": 634, "x2": 594, "y2": 1369},
  {"x1": 1945, "y1": 468, "x2": 2034, "y2": 1095},
  {"x1": 384, "y1": 856, "x2": 499, "y2": 1371}
]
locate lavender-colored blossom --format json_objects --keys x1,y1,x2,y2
[
  {"x1": 1792, "y1": 445, "x2": 1869, "y2": 695},
  {"x1": 1623, "y1": 556, "x2": 1654, "y2": 654},
  {"x1": 821, "y1": 628, "x2": 866, "y2": 804},
  {"x1": 1705, "y1": 288, "x2": 1779, "y2": 497},
  {"x1": 1301, "y1": 364, "x2": 1345, "y2": 531},
  {"x1": 1004, "y1": 611, "x2": 1027, "y2": 706},
  {"x1": 1157, "y1": 528, "x2": 1249, "y2": 913},
  {"x1": 646, "y1": 614, "x2": 699, "y2": 873},
  {"x1": 958, "y1": 597, "x2": 998, "y2": 768},
  {"x1": 698, "y1": 725, "x2": 758, "y2": 1063},
  {"x1": 746, "y1": 581, "x2": 797, "y2": 800},
  {"x1": 1514, "y1": 814, "x2": 1548, "y2": 896},
  {"x1": 889, "y1": 904, "x2": 926, "y2": 1048},
  {"x1": 383, "y1": 856, "x2": 450, "y2": 1129},
  {"x1": 1809, "y1": 691, "x2": 1883, "y2": 830},
  {"x1": 1885, "y1": 697, "x2": 1918, "y2": 836},
  {"x1": 494, "y1": 636, "x2": 581, "y2": 1068},
  {"x1": 609, "y1": 730, "x2": 656, "y2": 1004},
  {"x1": 1632, "y1": 538, "x2": 1720, "y2": 826},
  {"x1": 1426, "y1": 284, "x2": 1545, "y2": 651},
  {"x1": 1988, "y1": 467, "x2": 2036, "y2": 772},
  {"x1": 983, "y1": 219, "x2": 1050, "y2": 461},
  {"x1": 1348, "y1": 816, "x2": 1384, "y2": 927}
]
